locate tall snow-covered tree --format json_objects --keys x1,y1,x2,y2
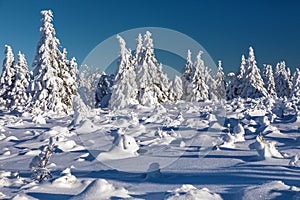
[
  {"x1": 292, "y1": 68, "x2": 300, "y2": 98},
  {"x1": 274, "y1": 61, "x2": 292, "y2": 98},
  {"x1": 263, "y1": 64, "x2": 276, "y2": 97},
  {"x1": 185, "y1": 51, "x2": 209, "y2": 101},
  {"x1": 59, "y1": 48, "x2": 78, "y2": 112},
  {"x1": 0, "y1": 45, "x2": 15, "y2": 106},
  {"x1": 9, "y1": 52, "x2": 31, "y2": 110},
  {"x1": 79, "y1": 65, "x2": 102, "y2": 108},
  {"x1": 109, "y1": 35, "x2": 138, "y2": 110},
  {"x1": 134, "y1": 31, "x2": 169, "y2": 106},
  {"x1": 182, "y1": 50, "x2": 193, "y2": 99},
  {"x1": 95, "y1": 72, "x2": 114, "y2": 108},
  {"x1": 169, "y1": 75, "x2": 183, "y2": 102},
  {"x1": 215, "y1": 60, "x2": 226, "y2": 100},
  {"x1": 31, "y1": 10, "x2": 76, "y2": 114},
  {"x1": 226, "y1": 55, "x2": 247, "y2": 100},
  {"x1": 240, "y1": 47, "x2": 268, "y2": 98}
]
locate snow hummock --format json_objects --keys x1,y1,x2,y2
[
  {"x1": 32, "y1": 114, "x2": 46, "y2": 124},
  {"x1": 242, "y1": 181, "x2": 300, "y2": 200},
  {"x1": 52, "y1": 168, "x2": 78, "y2": 188},
  {"x1": 97, "y1": 133, "x2": 139, "y2": 160},
  {"x1": 71, "y1": 179, "x2": 130, "y2": 200},
  {"x1": 233, "y1": 122, "x2": 245, "y2": 142},
  {"x1": 249, "y1": 135, "x2": 284, "y2": 159},
  {"x1": 165, "y1": 184, "x2": 223, "y2": 200}
]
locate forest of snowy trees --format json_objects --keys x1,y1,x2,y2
[{"x1": 1, "y1": 10, "x2": 300, "y2": 115}]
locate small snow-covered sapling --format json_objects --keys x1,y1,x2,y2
[{"x1": 30, "y1": 137, "x2": 56, "y2": 182}]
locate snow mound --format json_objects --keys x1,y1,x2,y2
[
  {"x1": 52, "y1": 168, "x2": 79, "y2": 188},
  {"x1": 140, "y1": 129, "x2": 182, "y2": 147},
  {"x1": 289, "y1": 155, "x2": 300, "y2": 167},
  {"x1": 221, "y1": 123, "x2": 245, "y2": 148},
  {"x1": 165, "y1": 184, "x2": 223, "y2": 200},
  {"x1": 32, "y1": 114, "x2": 46, "y2": 124},
  {"x1": 97, "y1": 134, "x2": 139, "y2": 160},
  {"x1": 233, "y1": 123, "x2": 245, "y2": 142},
  {"x1": 242, "y1": 181, "x2": 300, "y2": 200},
  {"x1": 249, "y1": 135, "x2": 284, "y2": 159},
  {"x1": 12, "y1": 193, "x2": 37, "y2": 200},
  {"x1": 71, "y1": 179, "x2": 131, "y2": 200},
  {"x1": 75, "y1": 119, "x2": 101, "y2": 134}
]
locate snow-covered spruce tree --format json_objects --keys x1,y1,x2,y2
[
  {"x1": 215, "y1": 60, "x2": 226, "y2": 100},
  {"x1": 59, "y1": 48, "x2": 78, "y2": 113},
  {"x1": 109, "y1": 35, "x2": 137, "y2": 110},
  {"x1": 226, "y1": 55, "x2": 247, "y2": 100},
  {"x1": 292, "y1": 68, "x2": 300, "y2": 98},
  {"x1": 169, "y1": 75, "x2": 183, "y2": 102},
  {"x1": 204, "y1": 65, "x2": 217, "y2": 100},
  {"x1": 95, "y1": 72, "x2": 114, "y2": 108},
  {"x1": 8, "y1": 52, "x2": 31, "y2": 110},
  {"x1": 31, "y1": 10, "x2": 77, "y2": 114},
  {"x1": 240, "y1": 47, "x2": 268, "y2": 98},
  {"x1": 30, "y1": 137, "x2": 56, "y2": 182},
  {"x1": 79, "y1": 65, "x2": 102, "y2": 108},
  {"x1": 182, "y1": 49, "x2": 193, "y2": 98},
  {"x1": 263, "y1": 64, "x2": 277, "y2": 97},
  {"x1": 134, "y1": 31, "x2": 169, "y2": 106},
  {"x1": 0, "y1": 45, "x2": 15, "y2": 106},
  {"x1": 185, "y1": 51, "x2": 209, "y2": 101},
  {"x1": 274, "y1": 61, "x2": 292, "y2": 98}
]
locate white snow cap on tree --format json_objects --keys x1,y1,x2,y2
[
  {"x1": 185, "y1": 51, "x2": 209, "y2": 102},
  {"x1": 0, "y1": 45, "x2": 15, "y2": 106},
  {"x1": 263, "y1": 64, "x2": 277, "y2": 97},
  {"x1": 9, "y1": 52, "x2": 31, "y2": 110},
  {"x1": 274, "y1": 61, "x2": 292, "y2": 98},
  {"x1": 109, "y1": 35, "x2": 138, "y2": 110},
  {"x1": 31, "y1": 10, "x2": 78, "y2": 114}
]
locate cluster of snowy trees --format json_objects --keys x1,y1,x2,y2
[
  {"x1": 96, "y1": 35, "x2": 300, "y2": 110},
  {"x1": 1, "y1": 9, "x2": 299, "y2": 114},
  {"x1": 0, "y1": 10, "x2": 78, "y2": 114},
  {"x1": 96, "y1": 32, "x2": 227, "y2": 110}
]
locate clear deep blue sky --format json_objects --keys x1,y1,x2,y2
[{"x1": 0, "y1": 0, "x2": 300, "y2": 74}]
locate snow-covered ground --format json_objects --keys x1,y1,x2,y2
[{"x1": 1, "y1": 99, "x2": 300, "y2": 200}]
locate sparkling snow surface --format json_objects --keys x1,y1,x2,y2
[{"x1": 0, "y1": 100, "x2": 300, "y2": 199}]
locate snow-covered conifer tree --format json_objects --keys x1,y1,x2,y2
[
  {"x1": 109, "y1": 35, "x2": 137, "y2": 110},
  {"x1": 9, "y1": 52, "x2": 31, "y2": 110},
  {"x1": 215, "y1": 60, "x2": 226, "y2": 100},
  {"x1": 240, "y1": 47, "x2": 268, "y2": 98},
  {"x1": 134, "y1": 31, "x2": 169, "y2": 106},
  {"x1": 59, "y1": 49, "x2": 78, "y2": 113},
  {"x1": 274, "y1": 61, "x2": 292, "y2": 98},
  {"x1": 0, "y1": 45, "x2": 15, "y2": 106},
  {"x1": 263, "y1": 64, "x2": 276, "y2": 97},
  {"x1": 185, "y1": 51, "x2": 209, "y2": 101},
  {"x1": 226, "y1": 55, "x2": 247, "y2": 100},
  {"x1": 31, "y1": 10, "x2": 76, "y2": 114},
  {"x1": 95, "y1": 72, "x2": 114, "y2": 108},
  {"x1": 292, "y1": 68, "x2": 300, "y2": 98},
  {"x1": 182, "y1": 50, "x2": 193, "y2": 98},
  {"x1": 169, "y1": 75, "x2": 183, "y2": 102}
]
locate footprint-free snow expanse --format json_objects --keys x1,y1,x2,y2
[{"x1": 1, "y1": 99, "x2": 300, "y2": 199}]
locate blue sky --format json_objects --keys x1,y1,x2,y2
[{"x1": 0, "y1": 0, "x2": 300, "y2": 74}]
